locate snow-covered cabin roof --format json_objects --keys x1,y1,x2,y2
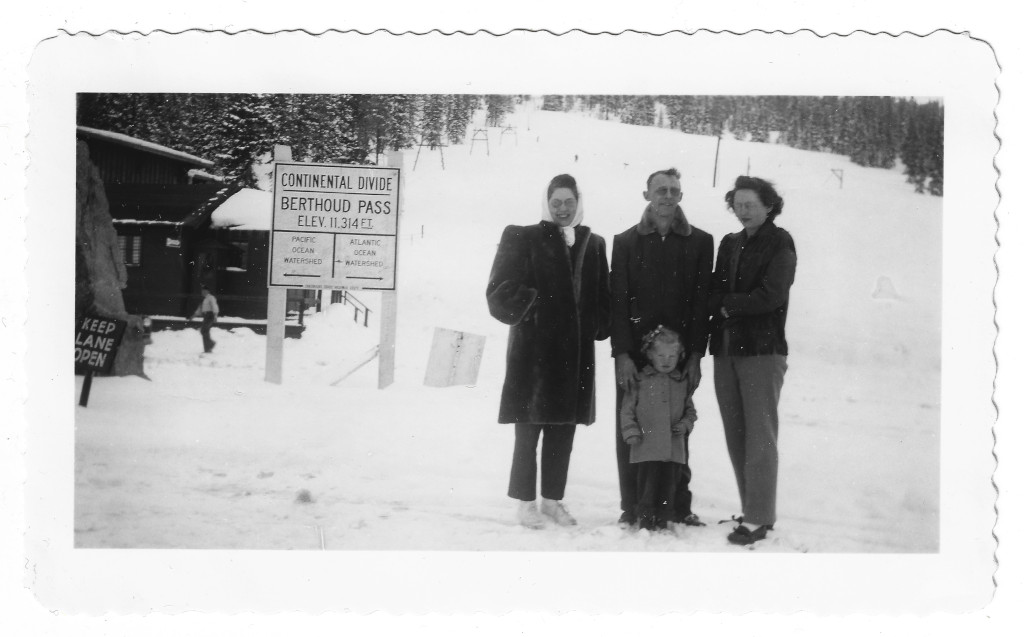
[
  {"x1": 106, "y1": 183, "x2": 240, "y2": 226},
  {"x1": 77, "y1": 126, "x2": 215, "y2": 169},
  {"x1": 211, "y1": 188, "x2": 273, "y2": 231},
  {"x1": 188, "y1": 168, "x2": 225, "y2": 183}
]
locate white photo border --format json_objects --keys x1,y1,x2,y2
[{"x1": 25, "y1": 30, "x2": 997, "y2": 614}]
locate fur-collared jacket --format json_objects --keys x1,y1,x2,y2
[
  {"x1": 486, "y1": 221, "x2": 611, "y2": 425},
  {"x1": 610, "y1": 205, "x2": 714, "y2": 366},
  {"x1": 708, "y1": 219, "x2": 797, "y2": 357}
]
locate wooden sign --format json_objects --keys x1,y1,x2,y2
[
  {"x1": 268, "y1": 161, "x2": 401, "y2": 291},
  {"x1": 424, "y1": 327, "x2": 486, "y2": 388},
  {"x1": 75, "y1": 314, "x2": 127, "y2": 406},
  {"x1": 75, "y1": 315, "x2": 127, "y2": 374},
  {"x1": 265, "y1": 148, "x2": 403, "y2": 390}
]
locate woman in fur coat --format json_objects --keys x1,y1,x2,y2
[{"x1": 486, "y1": 173, "x2": 611, "y2": 529}]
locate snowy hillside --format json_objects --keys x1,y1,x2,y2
[{"x1": 74, "y1": 103, "x2": 942, "y2": 553}]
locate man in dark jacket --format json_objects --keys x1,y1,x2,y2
[{"x1": 610, "y1": 168, "x2": 714, "y2": 526}]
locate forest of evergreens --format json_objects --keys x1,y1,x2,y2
[
  {"x1": 78, "y1": 93, "x2": 942, "y2": 195},
  {"x1": 544, "y1": 94, "x2": 943, "y2": 195}
]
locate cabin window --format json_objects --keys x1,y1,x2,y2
[
  {"x1": 117, "y1": 235, "x2": 142, "y2": 267},
  {"x1": 221, "y1": 241, "x2": 250, "y2": 272}
]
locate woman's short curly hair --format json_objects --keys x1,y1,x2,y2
[{"x1": 725, "y1": 176, "x2": 784, "y2": 219}]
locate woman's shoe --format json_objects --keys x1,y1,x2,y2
[
  {"x1": 727, "y1": 524, "x2": 769, "y2": 545},
  {"x1": 718, "y1": 515, "x2": 773, "y2": 531},
  {"x1": 517, "y1": 500, "x2": 546, "y2": 529},
  {"x1": 540, "y1": 499, "x2": 577, "y2": 526}
]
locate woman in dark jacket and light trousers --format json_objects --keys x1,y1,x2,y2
[
  {"x1": 486, "y1": 174, "x2": 611, "y2": 529},
  {"x1": 709, "y1": 176, "x2": 797, "y2": 546}
]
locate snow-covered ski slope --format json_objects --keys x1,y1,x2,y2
[{"x1": 74, "y1": 103, "x2": 941, "y2": 552}]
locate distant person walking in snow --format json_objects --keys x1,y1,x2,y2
[
  {"x1": 191, "y1": 286, "x2": 219, "y2": 353},
  {"x1": 486, "y1": 173, "x2": 611, "y2": 529},
  {"x1": 610, "y1": 168, "x2": 713, "y2": 528},
  {"x1": 620, "y1": 326, "x2": 699, "y2": 531},
  {"x1": 709, "y1": 176, "x2": 797, "y2": 546}
]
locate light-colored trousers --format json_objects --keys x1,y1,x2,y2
[{"x1": 713, "y1": 354, "x2": 788, "y2": 527}]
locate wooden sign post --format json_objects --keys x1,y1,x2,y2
[
  {"x1": 712, "y1": 134, "x2": 722, "y2": 187},
  {"x1": 265, "y1": 145, "x2": 292, "y2": 384},
  {"x1": 74, "y1": 314, "x2": 127, "y2": 406},
  {"x1": 378, "y1": 150, "x2": 403, "y2": 389},
  {"x1": 266, "y1": 145, "x2": 402, "y2": 388}
]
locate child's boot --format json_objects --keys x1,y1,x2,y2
[{"x1": 636, "y1": 506, "x2": 656, "y2": 531}]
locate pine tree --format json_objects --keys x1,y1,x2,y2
[
  {"x1": 446, "y1": 94, "x2": 476, "y2": 144},
  {"x1": 389, "y1": 94, "x2": 420, "y2": 152},
  {"x1": 541, "y1": 95, "x2": 564, "y2": 111},
  {"x1": 708, "y1": 96, "x2": 729, "y2": 137},
  {"x1": 728, "y1": 96, "x2": 753, "y2": 140},
  {"x1": 620, "y1": 95, "x2": 655, "y2": 126},
  {"x1": 206, "y1": 94, "x2": 271, "y2": 186},
  {"x1": 420, "y1": 94, "x2": 449, "y2": 149},
  {"x1": 926, "y1": 103, "x2": 944, "y2": 195},
  {"x1": 287, "y1": 94, "x2": 362, "y2": 164},
  {"x1": 485, "y1": 95, "x2": 514, "y2": 126},
  {"x1": 351, "y1": 94, "x2": 418, "y2": 163},
  {"x1": 901, "y1": 100, "x2": 944, "y2": 195},
  {"x1": 749, "y1": 97, "x2": 771, "y2": 142}
]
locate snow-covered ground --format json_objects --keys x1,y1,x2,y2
[{"x1": 74, "y1": 103, "x2": 941, "y2": 552}]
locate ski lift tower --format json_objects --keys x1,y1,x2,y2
[
  {"x1": 499, "y1": 124, "x2": 518, "y2": 146},
  {"x1": 469, "y1": 128, "x2": 490, "y2": 156},
  {"x1": 413, "y1": 133, "x2": 447, "y2": 170}
]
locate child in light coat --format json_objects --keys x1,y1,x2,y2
[{"x1": 620, "y1": 326, "x2": 703, "y2": 531}]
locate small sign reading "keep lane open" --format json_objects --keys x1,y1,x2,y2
[{"x1": 74, "y1": 315, "x2": 127, "y2": 374}]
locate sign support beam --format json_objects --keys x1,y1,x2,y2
[
  {"x1": 379, "y1": 151, "x2": 402, "y2": 389},
  {"x1": 265, "y1": 144, "x2": 292, "y2": 384},
  {"x1": 79, "y1": 371, "x2": 94, "y2": 407}
]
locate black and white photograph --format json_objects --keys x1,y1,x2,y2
[
  {"x1": 10, "y1": 22, "x2": 1007, "y2": 625},
  {"x1": 69, "y1": 91, "x2": 944, "y2": 553}
]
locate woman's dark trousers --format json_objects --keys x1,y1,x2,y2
[{"x1": 508, "y1": 423, "x2": 577, "y2": 501}]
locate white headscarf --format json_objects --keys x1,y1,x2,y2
[{"x1": 541, "y1": 185, "x2": 584, "y2": 247}]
